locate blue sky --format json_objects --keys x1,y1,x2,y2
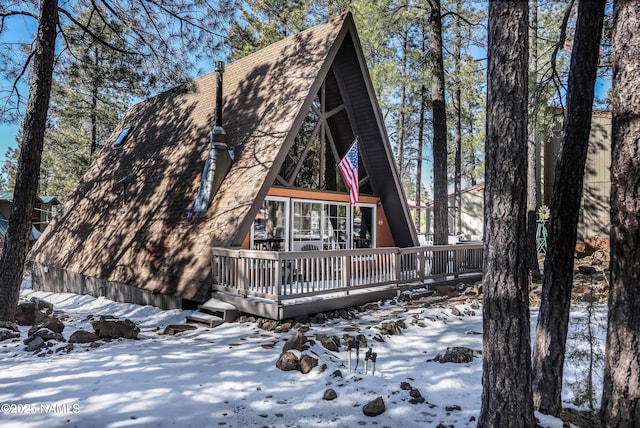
[{"x1": 0, "y1": 10, "x2": 614, "y2": 173}]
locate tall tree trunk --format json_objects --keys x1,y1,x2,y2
[
  {"x1": 0, "y1": 0, "x2": 58, "y2": 322},
  {"x1": 479, "y1": 1, "x2": 534, "y2": 426},
  {"x1": 531, "y1": 0, "x2": 605, "y2": 416},
  {"x1": 415, "y1": 84, "x2": 426, "y2": 233},
  {"x1": 601, "y1": 1, "x2": 640, "y2": 425},
  {"x1": 526, "y1": 0, "x2": 541, "y2": 278},
  {"x1": 397, "y1": 32, "x2": 408, "y2": 181},
  {"x1": 429, "y1": 0, "x2": 448, "y2": 245},
  {"x1": 453, "y1": 0, "x2": 462, "y2": 236}
]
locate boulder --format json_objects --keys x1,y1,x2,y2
[
  {"x1": 25, "y1": 336, "x2": 47, "y2": 352},
  {"x1": 68, "y1": 330, "x2": 100, "y2": 343},
  {"x1": 30, "y1": 297, "x2": 53, "y2": 313},
  {"x1": 433, "y1": 347, "x2": 475, "y2": 364},
  {"x1": 331, "y1": 369, "x2": 343, "y2": 378},
  {"x1": 323, "y1": 389, "x2": 338, "y2": 401},
  {"x1": 362, "y1": 396, "x2": 386, "y2": 417},
  {"x1": 409, "y1": 388, "x2": 425, "y2": 404},
  {"x1": 275, "y1": 352, "x2": 300, "y2": 371},
  {"x1": 379, "y1": 321, "x2": 403, "y2": 336},
  {"x1": 23, "y1": 328, "x2": 63, "y2": 345},
  {"x1": 0, "y1": 329, "x2": 20, "y2": 342},
  {"x1": 15, "y1": 302, "x2": 46, "y2": 326},
  {"x1": 282, "y1": 330, "x2": 308, "y2": 353},
  {"x1": 91, "y1": 319, "x2": 139, "y2": 339},
  {"x1": 299, "y1": 354, "x2": 318, "y2": 374},
  {"x1": 42, "y1": 316, "x2": 65, "y2": 334},
  {"x1": 0, "y1": 321, "x2": 19, "y2": 332},
  {"x1": 316, "y1": 334, "x2": 340, "y2": 352},
  {"x1": 56, "y1": 343, "x2": 74, "y2": 353}
]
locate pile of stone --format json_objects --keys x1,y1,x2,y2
[{"x1": 0, "y1": 298, "x2": 141, "y2": 356}]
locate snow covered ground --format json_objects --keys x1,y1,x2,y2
[{"x1": 0, "y1": 283, "x2": 606, "y2": 428}]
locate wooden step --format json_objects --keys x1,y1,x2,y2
[
  {"x1": 198, "y1": 298, "x2": 240, "y2": 322},
  {"x1": 186, "y1": 312, "x2": 225, "y2": 328}
]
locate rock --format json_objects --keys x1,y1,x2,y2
[
  {"x1": 356, "y1": 334, "x2": 368, "y2": 349},
  {"x1": 25, "y1": 336, "x2": 46, "y2": 352},
  {"x1": 275, "y1": 322, "x2": 293, "y2": 333},
  {"x1": 282, "y1": 330, "x2": 308, "y2": 353},
  {"x1": 299, "y1": 355, "x2": 318, "y2": 374},
  {"x1": 323, "y1": 389, "x2": 338, "y2": 401},
  {"x1": 91, "y1": 319, "x2": 139, "y2": 339},
  {"x1": 464, "y1": 309, "x2": 476, "y2": 317},
  {"x1": 163, "y1": 324, "x2": 197, "y2": 335},
  {"x1": 68, "y1": 330, "x2": 100, "y2": 343},
  {"x1": 379, "y1": 321, "x2": 402, "y2": 336},
  {"x1": 316, "y1": 334, "x2": 340, "y2": 352},
  {"x1": 15, "y1": 302, "x2": 46, "y2": 326},
  {"x1": 450, "y1": 307, "x2": 462, "y2": 317},
  {"x1": 257, "y1": 319, "x2": 277, "y2": 331},
  {"x1": 56, "y1": 343, "x2": 74, "y2": 353},
  {"x1": 331, "y1": 369, "x2": 343, "y2": 378},
  {"x1": 275, "y1": 352, "x2": 300, "y2": 371},
  {"x1": 410, "y1": 388, "x2": 422, "y2": 398},
  {"x1": 0, "y1": 321, "x2": 19, "y2": 332},
  {"x1": 42, "y1": 316, "x2": 65, "y2": 334},
  {"x1": 578, "y1": 266, "x2": 597, "y2": 275},
  {"x1": 24, "y1": 328, "x2": 63, "y2": 345},
  {"x1": 30, "y1": 297, "x2": 54, "y2": 313},
  {"x1": 400, "y1": 382, "x2": 412, "y2": 391},
  {"x1": 362, "y1": 396, "x2": 386, "y2": 417},
  {"x1": 433, "y1": 347, "x2": 475, "y2": 364},
  {"x1": 0, "y1": 329, "x2": 20, "y2": 342},
  {"x1": 446, "y1": 405, "x2": 462, "y2": 412}
]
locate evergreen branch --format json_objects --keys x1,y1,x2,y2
[
  {"x1": 138, "y1": 0, "x2": 170, "y2": 51},
  {"x1": 143, "y1": 0, "x2": 227, "y2": 39},
  {"x1": 58, "y1": 7, "x2": 138, "y2": 56},
  {"x1": 58, "y1": 24, "x2": 82, "y2": 64},
  {"x1": 440, "y1": 11, "x2": 483, "y2": 28},
  {"x1": 90, "y1": 0, "x2": 130, "y2": 46}
]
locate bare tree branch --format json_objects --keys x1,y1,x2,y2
[
  {"x1": 1, "y1": 10, "x2": 38, "y2": 32},
  {"x1": 550, "y1": 0, "x2": 576, "y2": 110}
]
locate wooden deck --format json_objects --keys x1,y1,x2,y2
[{"x1": 210, "y1": 243, "x2": 483, "y2": 319}]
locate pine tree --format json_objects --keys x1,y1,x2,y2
[
  {"x1": 601, "y1": 0, "x2": 640, "y2": 424},
  {"x1": 479, "y1": 1, "x2": 534, "y2": 425}
]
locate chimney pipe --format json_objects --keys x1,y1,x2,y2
[
  {"x1": 193, "y1": 61, "x2": 232, "y2": 214},
  {"x1": 214, "y1": 61, "x2": 224, "y2": 127}
]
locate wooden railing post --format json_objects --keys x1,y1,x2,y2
[
  {"x1": 393, "y1": 248, "x2": 401, "y2": 286},
  {"x1": 274, "y1": 254, "x2": 282, "y2": 305},
  {"x1": 342, "y1": 254, "x2": 351, "y2": 295},
  {"x1": 417, "y1": 248, "x2": 425, "y2": 283},
  {"x1": 237, "y1": 252, "x2": 246, "y2": 297}
]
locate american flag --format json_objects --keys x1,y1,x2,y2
[{"x1": 339, "y1": 139, "x2": 359, "y2": 206}]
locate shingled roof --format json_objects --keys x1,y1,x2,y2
[{"x1": 28, "y1": 13, "x2": 415, "y2": 303}]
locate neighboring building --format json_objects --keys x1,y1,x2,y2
[
  {"x1": 0, "y1": 192, "x2": 61, "y2": 241},
  {"x1": 28, "y1": 13, "x2": 418, "y2": 310},
  {"x1": 420, "y1": 110, "x2": 612, "y2": 249},
  {"x1": 543, "y1": 110, "x2": 611, "y2": 249},
  {"x1": 420, "y1": 184, "x2": 485, "y2": 241}
]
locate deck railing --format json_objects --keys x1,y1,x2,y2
[{"x1": 211, "y1": 243, "x2": 483, "y2": 304}]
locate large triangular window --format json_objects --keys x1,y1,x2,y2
[{"x1": 276, "y1": 68, "x2": 368, "y2": 192}]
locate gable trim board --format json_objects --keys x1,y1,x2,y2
[{"x1": 28, "y1": 13, "x2": 416, "y2": 308}]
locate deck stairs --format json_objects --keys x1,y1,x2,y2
[{"x1": 186, "y1": 298, "x2": 240, "y2": 328}]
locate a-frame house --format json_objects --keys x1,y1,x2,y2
[{"x1": 28, "y1": 13, "x2": 424, "y2": 314}]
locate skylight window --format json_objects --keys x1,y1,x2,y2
[{"x1": 113, "y1": 127, "x2": 131, "y2": 148}]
